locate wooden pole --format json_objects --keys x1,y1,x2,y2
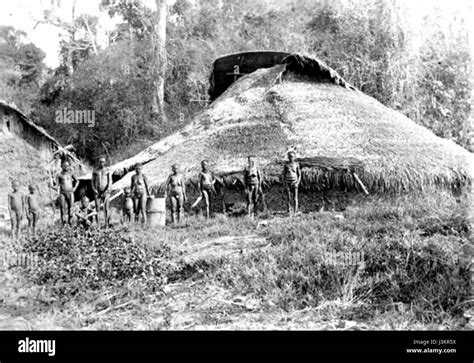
[{"x1": 352, "y1": 172, "x2": 369, "y2": 195}]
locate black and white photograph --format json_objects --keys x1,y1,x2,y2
[{"x1": 0, "y1": 0, "x2": 473, "y2": 360}]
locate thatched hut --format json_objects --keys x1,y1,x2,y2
[
  {"x1": 0, "y1": 100, "x2": 90, "y2": 216},
  {"x1": 0, "y1": 99, "x2": 59, "y2": 161},
  {"x1": 109, "y1": 53, "x2": 473, "y2": 212}
]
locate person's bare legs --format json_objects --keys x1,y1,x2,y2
[
  {"x1": 252, "y1": 187, "x2": 259, "y2": 217},
  {"x1": 67, "y1": 192, "x2": 75, "y2": 226},
  {"x1": 293, "y1": 188, "x2": 299, "y2": 215},
  {"x1": 247, "y1": 186, "x2": 258, "y2": 218},
  {"x1": 103, "y1": 194, "x2": 111, "y2": 228},
  {"x1": 171, "y1": 196, "x2": 177, "y2": 224},
  {"x1": 286, "y1": 188, "x2": 292, "y2": 214},
  {"x1": 177, "y1": 195, "x2": 184, "y2": 223},
  {"x1": 259, "y1": 189, "x2": 266, "y2": 213},
  {"x1": 203, "y1": 190, "x2": 210, "y2": 219},
  {"x1": 59, "y1": 194, "x2": 67, "y2": 226},
  {"x1": 28, "y1": 213, "x2": 38, "y2": 238},
  {"x1": 247, "y1": 187, "x2": 253, "y2": 217},
  {"x1": 11, "y1": 212, "x2": 18, "y2": 240},
  {"x1": 139, "y1": 193, "x2": 147, "y2": 224},
  {"x1": 133, "y1": 194, "x2": 141, "y2": 223},
  {"x1": 123, "y1": 208, "x2": 131, "y2": 224},
  {"x1": 32, "y1": 213, "x2": 38, "y2": 238},
  {"x1": 16, "y1": 211, "x2": 21, "y2": 240},
  {"x1": 94, "y1": 195, "x2": 101, "y2": 226},
  {"x1": 27, "y1": 214, "x2": 32, "y2": 238}
]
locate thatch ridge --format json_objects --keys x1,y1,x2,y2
[{"x1": 282, "y1": 54, "x2": 357, "y2": 90}]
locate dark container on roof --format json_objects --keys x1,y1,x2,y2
[{"x1": 208, "y1": 51, "x2": 290, "y2": 101}]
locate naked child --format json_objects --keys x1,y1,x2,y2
[
  {"x1": 75, "y1": 196, "x2": 96, "y2": 229},
  {"x1": 122, "y1": 187, "x2": 134, "y2": 223},
  {"x1": 25, "y1": 184, "x2": 40, "y2": 238},
  {"x1": 8, "y1": 180, "x2": 23, "y2": 240}
]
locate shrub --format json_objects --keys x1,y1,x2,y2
[{"x1": 20, "y1": 227, "x2": 173, "y2": 299}]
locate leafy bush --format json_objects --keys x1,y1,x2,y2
[{"x1": 20, "y1": 227, "x2": 173, "y2": 299}]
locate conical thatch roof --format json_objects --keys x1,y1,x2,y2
[{"x1": 111, "y1": 54, "x2": 473, "y2": 195}]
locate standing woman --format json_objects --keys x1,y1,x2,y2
[
  {"x1": 165, "y1": 164, "x2": 187, "y2": 224},
  {"x1": 131, "y1": 163, "x2": 151, "y2": 224}
]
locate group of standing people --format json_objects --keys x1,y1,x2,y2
[
  {"x1": 7, "y1": 182, "x2": 40, "y2": 239},
  {"x1": 54, "y1": 156, "x2": 149, "y2": 229},
  {"x1": 7, "y1": 151, "x2": 302, "y2": 238},
  {"x1": 156, "y1": 151, "x2": 302, "y2": 223},
  {"x1": 84, "y1": 151, "x2": 302, "y2": 228}
]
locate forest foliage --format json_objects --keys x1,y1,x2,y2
[{"x1": 0, "y1": 0, "x2": 471, "y2": 162}]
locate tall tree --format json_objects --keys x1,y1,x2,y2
[
  {"x1": 152, "y1": 0, "x2": 167, "y2": 123},
  {"x1": 35, "y1": 0, "x2": 98, "y2": 75},
  {"x1": 0, "y1": 26, "x2": 46, "y2": 111}
]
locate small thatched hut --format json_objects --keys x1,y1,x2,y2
[
  {"x1": 0, "y1": 99, "x2": 59, "y2": 161},
  {"x1": 0, "y1": 100, "x2": 90, "y2": 215},
  {"x1": 110, "y1": 53, "x2": 473, "y2": 212}
]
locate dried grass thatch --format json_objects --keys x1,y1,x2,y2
[
  {"x1": 110, "y1": 53, "x2": 473, "y2": 198},
  {"x1": 0, "y1": 138, "x2": 51, "y2": 209},
  {"x1": 0, "y1": 99, "x2": 58, "y2": 146}
]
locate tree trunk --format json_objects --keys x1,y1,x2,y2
[
  {"x1": 152, "y1": 0, "x2": 167, "y2": 124},
  {"x1": 67, "y1": 30, "x2": 75, "y2": 76},
  {"x1": 84, "y1": 16, "x2": 98, "y2": 55},
  {"x1": 67, "y1": 0, "x2": 77, "y2": 76}
]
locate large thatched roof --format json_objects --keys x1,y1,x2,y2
[{"x1": 111, "y1": 54, "x2": 473, "y2": 194}]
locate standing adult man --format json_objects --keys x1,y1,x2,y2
[
  {"x1": 92, "y1": 156, "x2": 112, "y2": 228},
  {"x1": 56, "y1": 159, "x2": 79, "y2": 226},
  {"x1": 283, "y1": 151, "x2": 301, "y2": 216},
  {"x1": 191, "y1": 160, "x2": 216, "y2": 219},
  {"x1": 244, "y1": 156, "x2": 264, "y2": 218}
]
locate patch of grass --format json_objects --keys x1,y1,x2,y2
[
  {"x1": 209, "y1": 192, "x2": 470, "y2": 322},
  {"x1": 131, "y1": 214, "x2": 258, "y2": 249},
  {"x1": 6, "y1": 190, "x2": 470, "y2": 329}
]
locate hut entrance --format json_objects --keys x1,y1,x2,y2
[{"x1": 3, "y1": 113, "x2": 11, "y2": 132}]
